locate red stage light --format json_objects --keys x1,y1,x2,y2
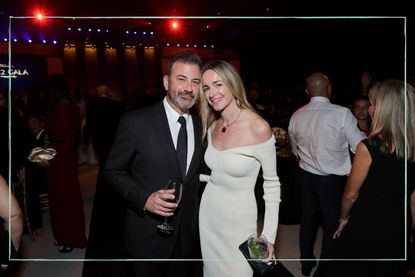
[
  {"x1": 31, "y1": 7, "x2": 49, "y2": 24},
  {"x1": 171, "y1": 20, "x2": 179, "y2": 30}
]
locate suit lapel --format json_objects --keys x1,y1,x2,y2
[
  {"x1": 152, "y1": 102, "x2": 202, "y2": 183},
  {"x1": 152, "y1": 102, "x2": 179, "y2": 175},
  {"x1": 185, "y1": 115, "x2": 202, "y2": 182}
]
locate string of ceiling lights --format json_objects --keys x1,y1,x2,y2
[{"x1": 1, "y1": 14, "x2": 217, "y2": 49}]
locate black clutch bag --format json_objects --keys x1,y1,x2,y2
[{"x1": 239, "y1": 239, "x2": 277, "y2": 275}]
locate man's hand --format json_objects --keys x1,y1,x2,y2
[{"x1": 144, "y1": 189, "x2": 178, "y2": 217}]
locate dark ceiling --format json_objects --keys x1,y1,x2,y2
[
  {"x1": 0, "y1": 0, "x2": 412, "y2": 17},
  {"x1": 1, "y1": 1, "x2": 413, "y2": 88}
]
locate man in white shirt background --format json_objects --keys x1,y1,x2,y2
[{"x1": 288, "y1": 72, "x2": 365, "y2": 276}]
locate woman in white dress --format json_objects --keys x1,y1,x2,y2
[{"x1": 198, "y1": 60, "x2": 281, "y2": 277}]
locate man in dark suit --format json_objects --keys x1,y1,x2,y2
[
  {"x1": 104, "y1": 51, "x2": 203, "y2": 277},
  {"x1": 25, "y1": 114, "x2": 48, "y2": 236},
  {"x1": 81, "y1": 85, "x2": 126, "y2": 276},
  {"x1": 83, "y1": 85, "x2": 126, "y2": 167}
]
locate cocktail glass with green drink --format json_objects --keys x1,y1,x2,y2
[{"x1": 247, "y1": 233, "x2": 268, "y2": 260}]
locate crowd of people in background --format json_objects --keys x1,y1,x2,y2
[{"x1": 0, "y1": 55, "x2": 414, "y2": 277}]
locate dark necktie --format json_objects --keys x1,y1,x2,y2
[{"x1": 177, "y1": 116, "x2": 188, "y2": 178}]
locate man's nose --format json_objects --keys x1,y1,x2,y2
[{"x1": 183, "y1": 81, "x2": 194, "y2": 92}]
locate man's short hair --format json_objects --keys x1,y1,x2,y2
[{"x1": 167, "y1": 51, "x2": 203, "y2": 76}]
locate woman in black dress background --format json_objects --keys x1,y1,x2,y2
[{"x1": 316, "y1": 79, "x2": 415, "y2": 276}]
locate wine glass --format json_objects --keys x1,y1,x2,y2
[{"x1": 156, "y1": 180, "x2": 183, "y2": 236}]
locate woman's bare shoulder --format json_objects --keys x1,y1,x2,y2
[{"x1": 247, "y1": 112, "x2": 272, "y2": 142}]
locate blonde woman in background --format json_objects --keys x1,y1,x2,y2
[{"x1": 316, "y1": 80, "x2": 415, "y2": 276}]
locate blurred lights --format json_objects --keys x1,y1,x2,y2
[
  {"x1": 32, "y1": 8, "x2": 50, "y2": 25},
  {"x1": 171, "y1": 20, "x2": 180, "y2": 30},
  {"x1": 4, "y1": 25, "x2": 214, "y2": 49},
  {"x1": 2, "y1": 34, "x2": 213, "y2": 49}
]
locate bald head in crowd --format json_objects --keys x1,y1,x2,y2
[
  {"x1": 97, "y1": 85, "x2": 110, "y2": 97},
  {"x1": 306, "y1": 72, "x2": 332, "y2": 98}
]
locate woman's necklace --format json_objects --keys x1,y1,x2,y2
[{"x1": 221, "y1": 109, "x2": 242, "y2": 133}]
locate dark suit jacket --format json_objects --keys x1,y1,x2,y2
[
  {"x1": 104, "y1": 101, "x2": 203, "y2": 259},
  {"x1": 25, "y1": 130, "x2": 48, "y2": 187},
  {"x1": 83, "y1": 96, "x2": 125, "y2": 166}
]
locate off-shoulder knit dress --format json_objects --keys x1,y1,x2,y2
[{"x1": 199, "y1": 129, "x2": 281, "y2": 277}]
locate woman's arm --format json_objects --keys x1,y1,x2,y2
[
  {"x1": 0, "y1": 175, "x2": 23, "y2": 250},
  {"x1": 250, "y1": 119, "x2": 280, "y2": 260},
  {"x1": 334, "y1": 141, "x2": 372, "y2": 238}
]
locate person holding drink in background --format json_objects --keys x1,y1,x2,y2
[
  {"x1": 198, "y1": 60, "x2": 281, "y2": 277},
  {"x1": 104, "y1": 51, "x2": 204, "y2": 277}
]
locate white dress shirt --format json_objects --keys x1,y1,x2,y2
[
  {"x1": 163, "y1": 97, "x2": 195, "y2": 174},
  {"x1": 36, "y1": 129, "x2": 45, "y2": 140},
  {"x1": 288, "y1": 96, "x2": 366, "y2": 176}
]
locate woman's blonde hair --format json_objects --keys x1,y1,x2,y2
[
  {"x1": 199, "y1": 60, "x2": 254, "y2": 138},
  {"x1": 368, "y1": 79, "x2": 415, "y2": 161}
]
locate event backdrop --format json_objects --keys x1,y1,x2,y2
[{"x1": 0, "y1": 55, "x2": 48, "y2": 93}]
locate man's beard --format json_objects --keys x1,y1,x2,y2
[{"x1": 172, "y1": 91, "x2": 197, "y2": 112}]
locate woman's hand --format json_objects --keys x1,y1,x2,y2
[
  {"x1": 333, "y1": 217, "x2": 349, "y2": 239},
  {"x1": 262, "y1": 242, "x2": 275, "y2": 263}
]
